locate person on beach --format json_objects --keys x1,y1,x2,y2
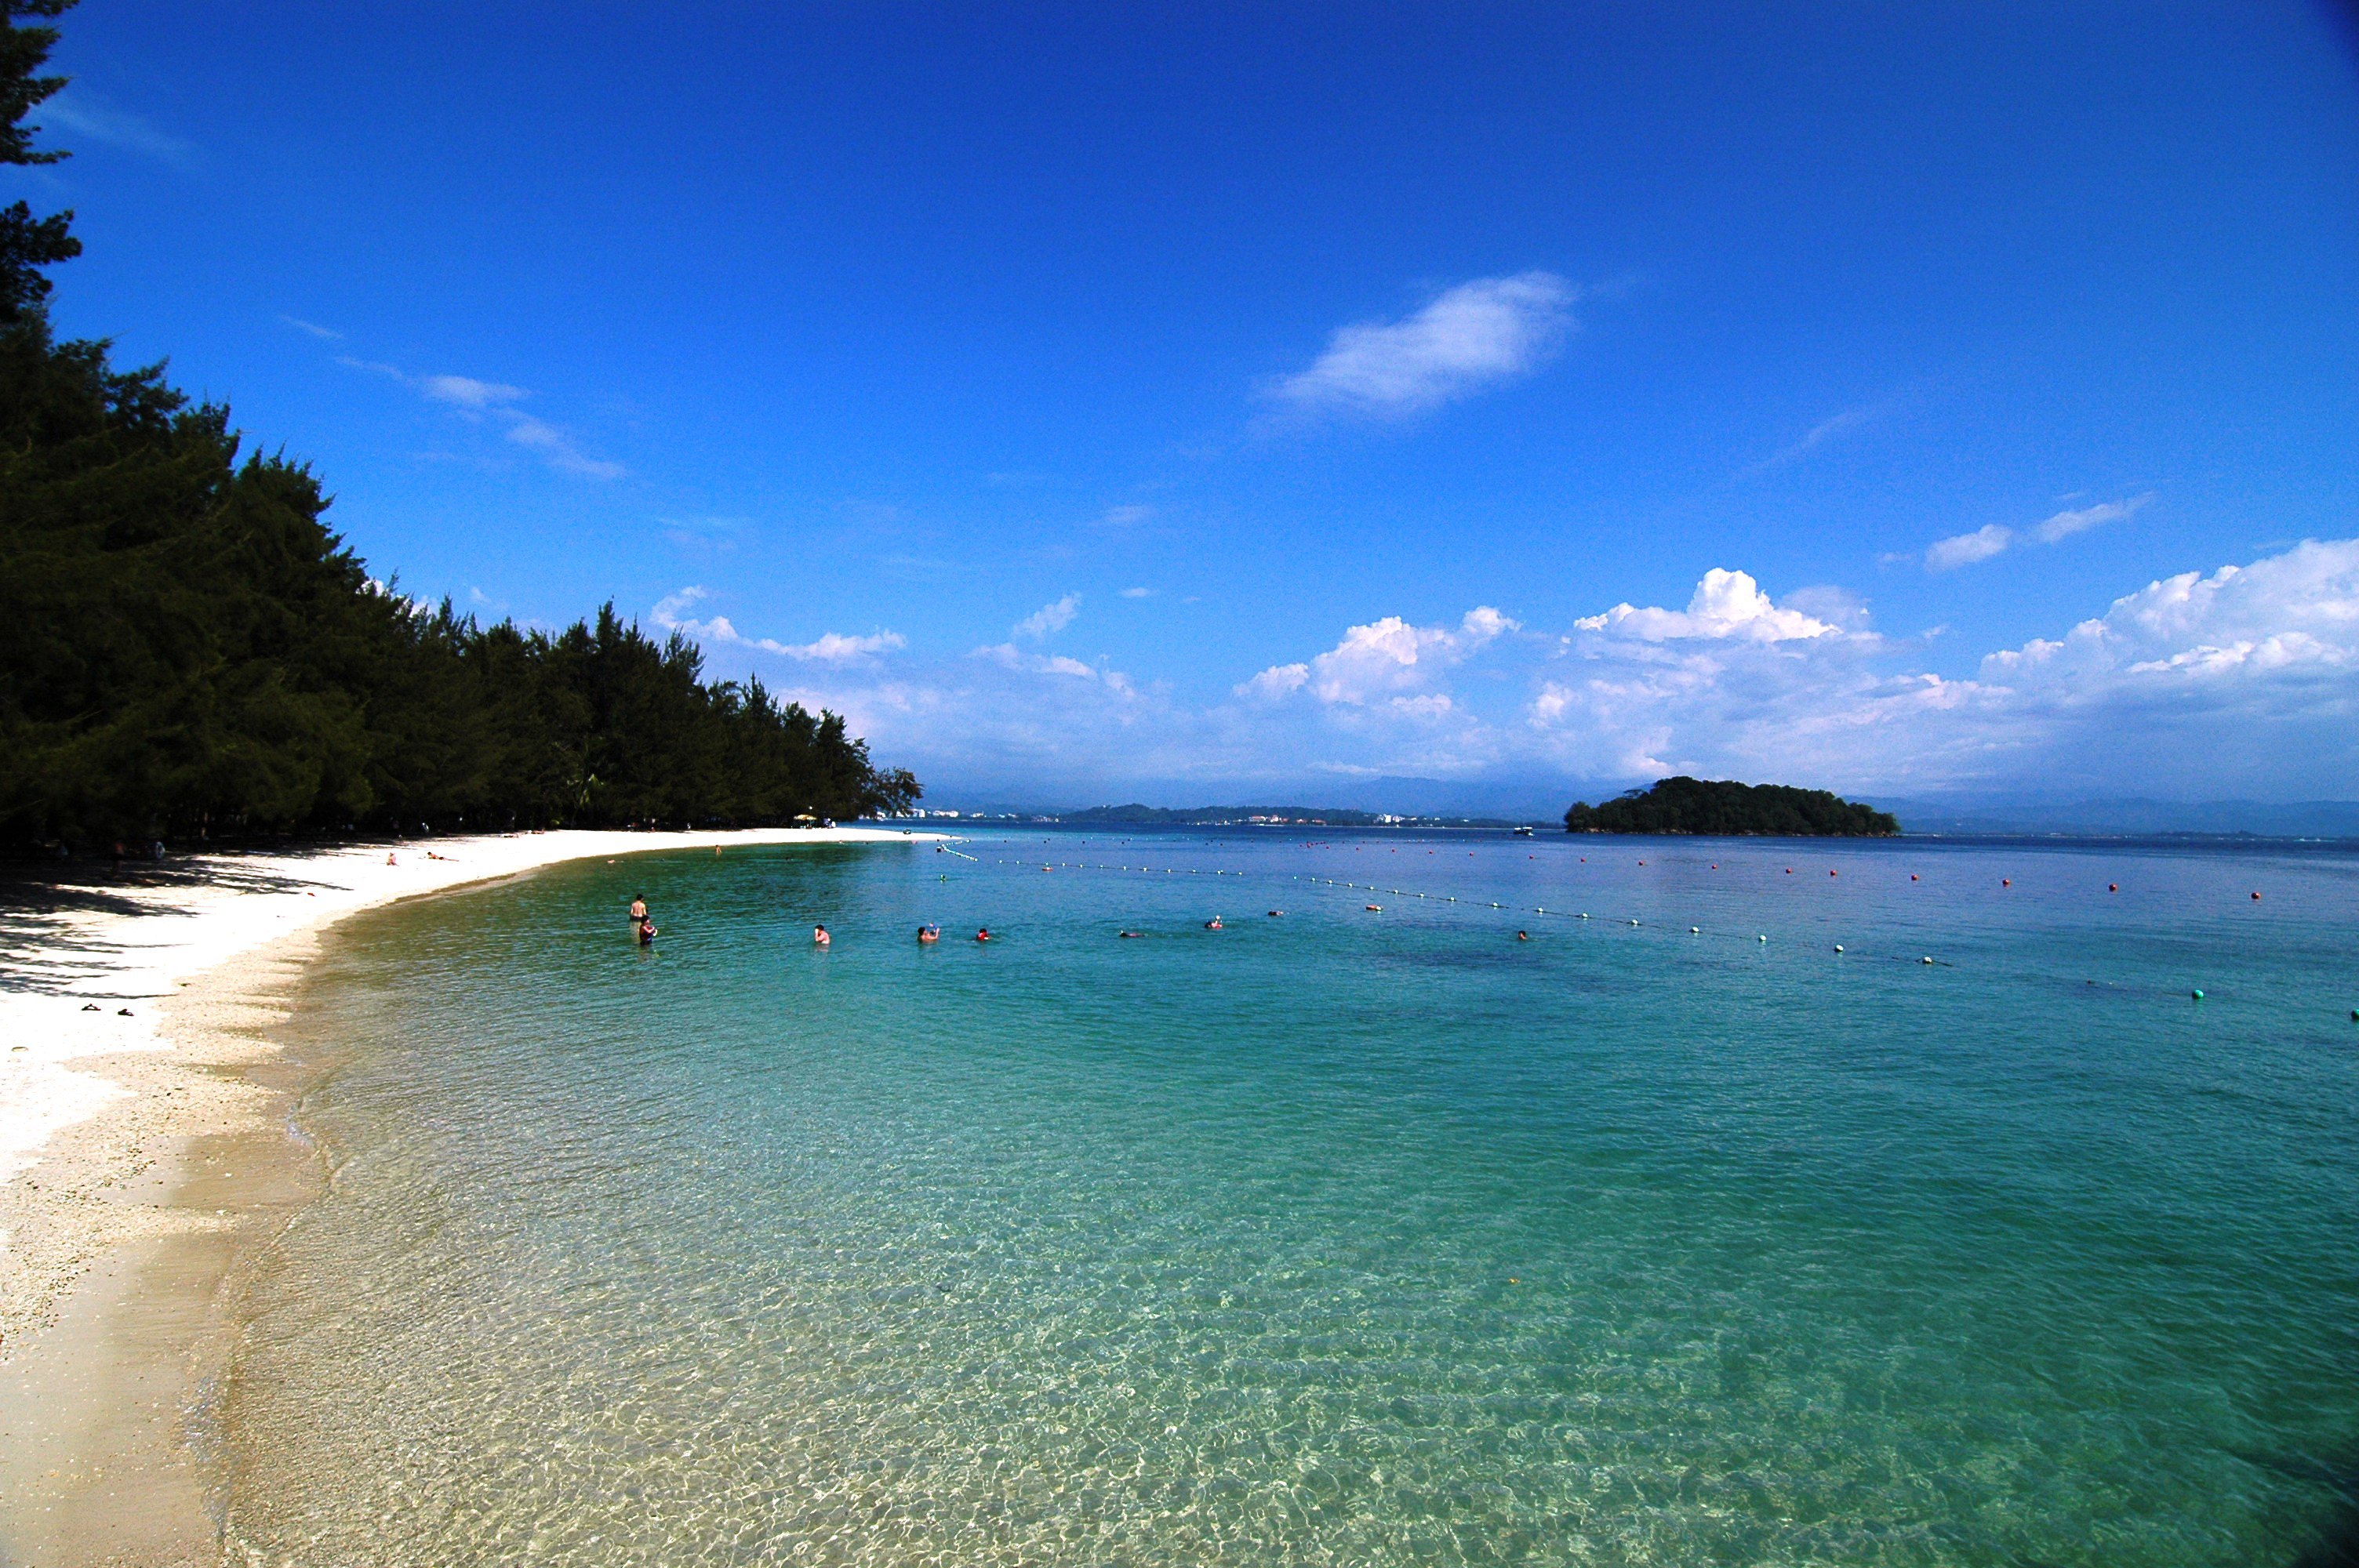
[
  {"x1": 812, "y1": 924, "x2": 831, "y2": 947},
  {"x1": 917, "y1": 924, "x2": 940, "y2": 943}
]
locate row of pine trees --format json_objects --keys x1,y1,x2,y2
[{"x1": 0, "y1": 2, "x2": 918, "y2": 850}]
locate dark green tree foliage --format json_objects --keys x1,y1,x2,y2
[
  {"x1": 0, "y1": 1, "x2": 78, "y2": 323},
  {"x1": 0, "y1": 322, "x2": 919, "y2": 843},
  {"x1": 1563, "y1": 777, "x2": 1899, "y2": 836},
  {"x1": 0, "y1": 324, "x2": 919, "y2": 842},
  {"x1": 0, "y1": 2, "x2": 918, "y2": 846}
]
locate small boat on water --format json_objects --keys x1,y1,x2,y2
[{"x1": 1513, "y1": 825, "x2": 1536, "y2": 837}]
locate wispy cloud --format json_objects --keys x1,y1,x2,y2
[
  {"x1": 652, "y1": 587, "x2": 905, "y2": 664},
  {"x1": 420, "y1": 374, "x2": 527, "y2": 409},
  {"x1": 2035, "y1": 492, "x2": 2153, "y2": 543},
  {"x1": 1926, "y1": 524, "x2": 2016, "y2": 572},
  {"x1": 1754, "y1": 405, "x2": 1877, "y2": 470},
  {"x1": 1925, "y1": 493, "x2": 2153, "y2": 571},
  {"x1": 1264, "y1": 271, "x2": 1576, "y2": 419},
  {"x1": 1100, "y1": 504, "x2": 1155, "y2": 528},
  {"x1": 335, "y1": 358, "x2": 623, "y2": 481},
  {"x1": 280, "y1": 315, "x2": 344, "y2": 341},
  {"x1": 1119, "y1": 586, "x2": 1154, "y2": 599},
  {"x1": 1013, "y1": 593, "x2": 1081, "y2": 641},
  {"x1": 503, "y1": 413, "x2": 625, "y2": 480},
  {"x1": 39, "y1": 89, "x2": 194, "y2": 167}
]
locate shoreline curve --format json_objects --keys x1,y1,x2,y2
[{"x1": 0, "y1": 826, "x2": 943, "y2": 1563}]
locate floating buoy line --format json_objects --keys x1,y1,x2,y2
[
  {"x1": 932, "y1": 839, "x2": 2264, "y2": 999},
  {"x1": 962, "y1": 847, "x2": 2001, "y2": 969}
]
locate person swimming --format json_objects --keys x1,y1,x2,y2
[
  {"x1": 812, "y1": 924, "x2": 831, "y2": 947},
  {"x1": 1118, "y1": 929, "x2": 1144, "y2": 938},
  {"x1": 975, "y1": 927, "x2": 992, "y2": 942},
  {"x1": 1204, "y1": 916, "x2": 1223, "y2": 930},
  {"x1": 917, "y1": 924, "x2": 940, "y2": 944},
  {"x1": 1517, "y1": 930, "x2": 1530, "y2": 941}
]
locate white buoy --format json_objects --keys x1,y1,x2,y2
[
  {"x1": 1689, "y1": 926, "x2": 1700, "y2": 934},
  {"x1": 1757, "y1": 935, "x2": 1767, "y2": 942},
  {"x1": 1921, "y1": 956, "x2": 1934, "y2": 964},
  {"x1": 1834, "y1": 944, "x2": 1845, "y2": 953}
]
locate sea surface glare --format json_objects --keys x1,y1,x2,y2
[{"x1": 224, "y1": 829, "x2": 2359, "y2": 1565}]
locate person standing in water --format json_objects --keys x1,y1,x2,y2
[
  {"x1": 636, "y1": 916, "x2": 658, "y2": 946},
  {"x1": 630, "y1": 895, "x2": 649, "y2": 927},
  {"x1": 812, "y1": 924, "x2": 831, "y2": 947},
  {"x1": 916, "y1": 924, "x2": 940, "y2": 944}
]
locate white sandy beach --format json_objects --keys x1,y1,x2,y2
[{"x1": 0, "y1": 826, "x2": 936, "y2": 1325}]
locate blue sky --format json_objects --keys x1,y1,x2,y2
[{"x1": 17, "y1": 2, "x2": 2359, "y2": 804}]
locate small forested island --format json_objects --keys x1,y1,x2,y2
[
  {"x1": 0, "y1": 18, "x2": 916, "y2": 852},
  {"x1": 1564, "y1": 777, "x2": 1899, "y2": 836}
]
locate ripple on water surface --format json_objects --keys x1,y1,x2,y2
[{"x1": 222, "y1": 833, "x2": 2359, "y2": 1564}]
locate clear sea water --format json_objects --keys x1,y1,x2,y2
[{"x1": 221, "y1": 829, "x2": 2359, "y2": 1565}]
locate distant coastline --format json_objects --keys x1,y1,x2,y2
[
  {"x1": 902, "y1": 802, "x2": 1551, "y2": 830},
  {"x1": 892, "y1": 787, "x2": 2359, "y2": 839}
]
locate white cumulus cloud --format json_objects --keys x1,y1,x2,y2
[
  {"x1": 648, "y1": 542, "x2": 2359, "y2": 807},
  {"x1": 1986, "y1": 538, "x2": 2359, "y2": 688},
  {"x1": 1574, "y1": 569, "x2": 1837, "y2": 642},
  {"x1": 1267, "y1": 272, "x2": 1575, "y2": 417},
  {"x1": 1241, "y1": 606, "x2": 1519, "y2": 705}
]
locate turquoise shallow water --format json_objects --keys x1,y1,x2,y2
[{"x1": 223, "y1": 830, "x2": 2359, "y2": 1564}]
